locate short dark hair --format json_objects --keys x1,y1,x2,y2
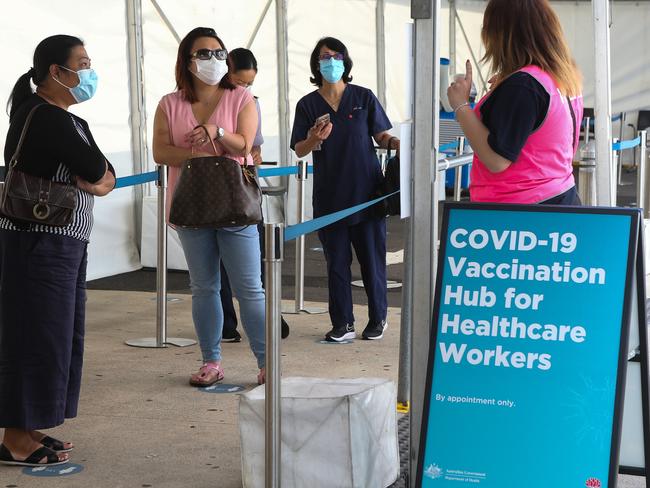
[
  {"x1": 229, "y1": 48, "x2": 258, "y2": 73},
  {"x1": 175, "y1": 27, "x2": 235, "y2": 103},
  {"x1": 6, "y1": 34, "x2": 84, "y2": 117},
  {"x1": 309, "y1": 37, "x2": 353, "y2": 87}
]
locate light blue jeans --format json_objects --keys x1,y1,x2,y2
[{"x1": 176, "y1": 225, "x2": 266, "y2": 368}]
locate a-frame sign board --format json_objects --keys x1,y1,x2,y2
[{"x1": 417, "y1": 203, "x2": 650, "y2": 488}]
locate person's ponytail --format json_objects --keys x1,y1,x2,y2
[
  {"x1": 6, "y1": 69, "x2": 35, "y2": 119},
  {"x1": 5, "y1": 35, "x2": 84, "y2": 119}
]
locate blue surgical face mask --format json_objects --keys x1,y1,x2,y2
[
  {"x1": 319, "y1": 58, "x2": 345, "y2": 84},
  {"x1": 54, "y1": 65, "x2": 98, "y2": 103}
]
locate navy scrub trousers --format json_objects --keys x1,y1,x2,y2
[
  {"x1": 0, "y1": 230, "x2": 88, "y2": 430},
  {"x1": 290, "y1": 83, "x2": 392, "y2": 328}
]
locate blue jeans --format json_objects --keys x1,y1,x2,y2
[{"x1": 176, "y1": 225, "x2": 265, "y2": 368}]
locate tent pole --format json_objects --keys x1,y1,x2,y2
[
  {"x1": 246, "y1": 0, "x2": 274, "y2": 49},
  {"x1": 376, "y1": 0, "x2": 387, "y2": 108},
  {"x1": 409, "y1": 0, "x2": 440, "y2": 486},
  {"x1": 448, "y1": 0, "x2": 456, "y2": 76},
  {"x1": 149, "y1": 0, "x2": 181, "y2": 44},
  {"x1": 275, "y1": 0, "x2": 291, "y2": 167},
  {"x1": 593, "y1": 0, "x2": 615, "y2": 206},
  {"x1": 125, "y1": 0, "x2": 148, "y2": 251}
]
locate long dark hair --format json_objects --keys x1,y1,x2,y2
[
  {"x1": 481, "y1": 0, "x2": 581, "y2": 96},
  {"x1": 6, "y1": 34, "x2": 84, "y2": 118},
  {"x1": 309, "y1": 37, "x2": 353, "y2": 87},
  {"x1": 175, "y1": 27, "x2": 235, "y2": 103},
  {"x1": 229, "y1": 48, "x2": 258, "y2": 73}
]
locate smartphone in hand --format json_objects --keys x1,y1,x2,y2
[{"x1": 313, "y1": 113, "x2": 330, "y2": 151}]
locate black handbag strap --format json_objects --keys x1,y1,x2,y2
[
  {"x1": 567, "y1": 96, "x2": 577, "y2": 154},
  {"x1": 11, "y1": 104, "x2": 48, "y2": 165},
  {"x1": 386, "y1": 136, "x2": 399, "y2": 160}
]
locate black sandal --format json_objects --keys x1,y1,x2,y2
[
  {"x1": 0, "y1": 443, "x2": 69, "y2": 467},
  {"x1": 39, "y1": 436, "x2": 74, "y2": 453}
]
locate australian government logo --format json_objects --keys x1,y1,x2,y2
[
  {"x1": 424, "y1": 464, "x2": 444, "y2": 480},
  {"x1": 424, "y1": 464, "x2": 487, "y2": 484}
]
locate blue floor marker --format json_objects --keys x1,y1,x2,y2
[
  {"x1": 199, "y1": 384, "x2": 246, "y2": 393},
  {"x1": 23, "y1": 463, "x2": 84, "y2": 477}
]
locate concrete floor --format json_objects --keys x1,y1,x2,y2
[
  {"x1": 0, "y1": 291, "x2": 405, "y2": 488},
  {"x1": 0, "y1": 290, "x2": 646, "y2": 487}
]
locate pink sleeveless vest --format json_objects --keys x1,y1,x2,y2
[
  {"x1": 158, "y1": 87, "x2": 254, "y2": 220},
  {"x1": 469, "y1": 65, "x2": 583, "y2": 203}
]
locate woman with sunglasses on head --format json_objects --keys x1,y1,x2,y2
[
  {"x1": 448, "y1": 0, "x2": 583, "y2": 205},
  {"x1": 0, "y1": 35, "x2": 115, "y2": 467},
  {"x1": 219, "y1": 47, "x2": 290, "y2": 344},
  {"x1": 153, "y1": 28, "x2": 266, "y2": 386},
  {"x1": 290, "y1": 37, "x2": 398, "y2": 343}
]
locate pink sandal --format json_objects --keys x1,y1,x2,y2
[
  {"x1": 189, "y1": 363, "x2": 224, "y2": 387},
  {"x1": 257, "y1": 368, "x2": 265, "y2": 385}
]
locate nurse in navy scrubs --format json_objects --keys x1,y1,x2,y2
[{"x1": 290, "y1": 37, "x2": 399, "y2": 342}]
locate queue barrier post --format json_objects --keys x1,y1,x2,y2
[
  {"x1": 638, "y1": 130, "x2": 649, "y2": 219},
  {"x1": 284, "y1": 160, "x2": 327, "y2": 315},
  {"x1": 453, "y1": 136, "x2": 466, "y2": 202},
  {"x1": 125, "y1": 165, "x2": 196, "y2": 348},
  {"x1": 264, "y1": 222, "x2": 283, "y2": 488}
]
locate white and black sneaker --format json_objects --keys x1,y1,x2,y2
[
  {"x1": 325, "y1": 324, "x2": 356, "y2": 342},
  {"x1": 362, "y1": 319, "x2": 387, "y2": 340}
]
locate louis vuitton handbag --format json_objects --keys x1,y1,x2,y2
[
  {"x1": 169, "y1": 134, "x2": 263, "y2": 228},
  {"x1": 0, "y1": 104, "x2": 77, "y2": 227}
]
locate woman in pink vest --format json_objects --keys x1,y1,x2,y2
[
  {"x1": 152, "y1": 27, "x2": 266, "y2": 386},
  {"x1": 448, "y1": 0, "x2": 583, "y2": 205}
]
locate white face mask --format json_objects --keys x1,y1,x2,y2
[{"x1": 192, "y1": 58, "x2": 228, "y2": 86}]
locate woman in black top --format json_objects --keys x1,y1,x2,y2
[{"x1": 0, "y1": 35, "x2": 115, "y2": 467}]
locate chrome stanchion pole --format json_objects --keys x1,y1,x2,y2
[
  {"x1": 614, "y1": 138, "x2": 622, "y2": 186},
  {"x1": 397, "y1": 217, "x2": 412, "y2": 413},
  {"x1": 126, "y1": 165, "x2": 196, "y2": 348},
  {"x1": 639, "y1": 130, "x2": 649, "y2": 218},
  {"x1": 156, "y1": 164, "x2": 167, "y2": 347},
  {"x1": 453, "y1": 136, "x2": 465, "y2": 202},
  {"x1": 294, "y1": 160, "x2": 306, "y2": 313},
  {"x1": 264, "y1": 223, "x2": 283, "y2": 488},
  {"x1": 285, "y1": 161, "x2": 326, "y2": 314}
]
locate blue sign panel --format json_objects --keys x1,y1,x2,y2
[{"x1": 418, "y1": 204, "x2": 639, "y2": 488}]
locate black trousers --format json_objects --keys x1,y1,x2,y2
[{"x1": 0, "y1": 230, "x2": 87, "y2": 430}]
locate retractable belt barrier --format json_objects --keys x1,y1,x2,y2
[
  {"x1": 114, "y1": 165, "x2": 394, "y2": 241},
  {"x1": 612, "y1": 136, "x2": 642, "y2": 152}
]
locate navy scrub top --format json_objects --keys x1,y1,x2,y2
[{"x1": 290, "y1": 84, "x2": 392, "y2": 226}]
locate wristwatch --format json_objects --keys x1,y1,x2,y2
[{"x1": 215, "y1": 127, "x2": 225, "y2": 140}]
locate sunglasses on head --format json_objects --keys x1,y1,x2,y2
[
  {"x1": 319, "y1": 53, "x2": 344, "y2": 61},
  {"x1": 191, "y1": 48, "x2": 228, "y2": 61}
]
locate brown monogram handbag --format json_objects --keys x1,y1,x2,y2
[
  {"x1": 169, "y1": 135, "x2": 263, "y2": 228},
  {"x1": 0, "y1": 104, "x2": 77, "y2": 227}
]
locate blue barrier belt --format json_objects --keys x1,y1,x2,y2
[
  {"x1": 284, "y1": 190, "x2": 400, "y2": 242},
  {"x1": 440, "y1": 141, "x2": 459, "y2": 153},
  {"x1": 114, "y1": 171, "x2": 158, "y2": 189},
  {"x1": 258, "y1": 166, "x2": 298, "y2": 177},
  {"x1": 612, "y1": 137, "x2": 641, "y2": 151},
  {"x1": 258, "y1": 165, "x2": 314, "y2": 177}
]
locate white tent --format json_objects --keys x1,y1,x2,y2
[{"x1": 1, "y1": 0, "x2": 649, "y2": 279}]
